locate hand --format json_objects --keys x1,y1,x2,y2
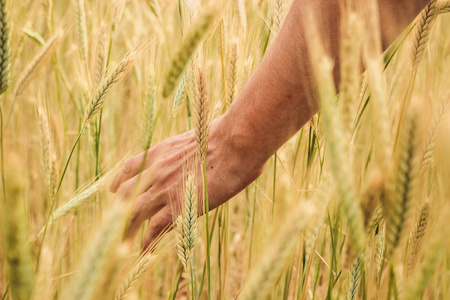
[{"x1": 110, "y1": 117, "x2": 265, "y2": 250}]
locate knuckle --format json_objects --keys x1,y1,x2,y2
[
  {"x1": 123, "y1": 159, "x2": 136, "y2": 175},
  {"x1": 117, "y1": 181, "x2": 134, "y2": 199}
]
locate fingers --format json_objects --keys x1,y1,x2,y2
[
  {"x1": 125, "y1": 190, "x2": 166, "y2": 239},
  {"x1": 110, "y1": 151, "x2": 154, "y2": 193},
  {"x1": 115, "y1": 167, "x2": 156, "y2": 200},
  {"x1": 142, "y1": 206, "x2": 174, "y2": 251}
]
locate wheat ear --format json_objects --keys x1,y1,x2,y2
[
  {"x1": 367, "y1": 203, "x2": 384, "y2": 236},
  {"x1": 225, "y1": 40, "x2": 238, "y2": 110},
  {"x1": 14, "y1": 29, "x2": 63, "y2": 97},
  {"x1": 82, "y1": 53, "x2": 134, "y2": 128},
  {"x1": 386, "y1": 108, "x2": 420, "y2": 256},
  {"x1": 75, "y1": 0, "x2": 88, "y2": 62},
  {"x1": 1, "y1": 177, "x2": 34, "y2": 300},
  {"x1": 115, "y1": 254, "x2": 155, "y2": 300},
  {"x1": 420, "y1": 98, "x2": 448, "y2": 175},
  {"x1": 172, "y1": 72, "x2": 188, "y2": 118},
  {"x1": 162, "y1": 6, "x2": 218, "y2": 97},
  {"x1": 0, "y1": 0, "x2": 10, "y2": 95},
  {"x1": 142, "y1": 68, "x2": 157, "y2": 151},
  {"x1": 37, "y1": 105, "x2": 58, "y2": 198},
  {"x1": 401, "y1": 207, "x2": 450, "y2": 300},
  {"x1": 94, "y1": 24, "x2": 107, "y2": 86},
  {"x1": 405, "y1": 199, "x2": 430, "y2": 277},
  {"x1": 411, "y1": 0, "x2": 438, "y2": 72},
  {"x1": 346, "y1": 252, "x2": 364, "y2": 300},
  {"x1": 176, "y1": 174, "x2": 198, "y2": 271},
  {"x1": 194, "y1": 67, "x2": 210, "y2": 160}
]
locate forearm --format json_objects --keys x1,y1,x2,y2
[{"x1": 219, "y1": 0, "x2": 430, "y2": 167}]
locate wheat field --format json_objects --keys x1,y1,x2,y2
[{"x1": 1, "y1": 0, "x2": 450, "y2": 299}]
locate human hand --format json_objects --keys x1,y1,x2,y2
[{"x1": 110, "y1": 117, "x2": 265, "y2": 250}]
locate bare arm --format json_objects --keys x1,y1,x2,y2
[
  {"x1": 221, "y1": 0, "x2": 430, "y2": 170},
  {"x1": 110, "y1": 0, "x2": 431, "y2": 249}
]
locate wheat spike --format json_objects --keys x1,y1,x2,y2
[
  {"x1": 194, "y1": 67, "x2": 210, "y2": 160},
  {"x1": 14, "y1": 29, "x2": 63, "y2": 97},
  {"x1": 75, "y1": 0, "x2": 88, "y2": 62},
  {"x1": 162, "y1": 6, "x2": 218, "y2": 97},
  {"x1": 272, "y1": 0, "x2": 285, "y2": 35},
  {"x1": 176, "y1": 174, "x2": 198, "y2": 271},
  {"x1": 172, "y1": 72, "x2": 188, "y2": 118},
  {"x1": 375, "y1": 224, "x2": 386, "y2": 282},
  {"x1": 115, "y1": 254, "x2": 155, "y2": 300},
  {"x1": 1, "y1": 177, "x2": 34, "y2": 300},
  {"x1": 411, "y1": 0, "x2": 438, "y2": 72},
  {"x1": 346, "y1": 252, "x2": 364, "y2": 300},
  {"x1": 225, "y1": 40, "x2": 238, "y2": 110},
  {"x1": 361, "y1": 171, "x2": 384, "y2": 230},
  {"x1": 94, "y1": 24, "x2": 107, "y2": 86},
  {"x1": 420, "y1": 98, "x2": 448, "y2": 175},
  {"x1": 405, "y1": 199, "x2": 430, "y2": 277},
  {"x1": 142, "y1": 68, "x2": 157, "y2": 151},
  {"x1": 367, "y1": 203, "x2": 384, "y2": 236},
  {"x1": 112, "y1": 0, "x2": 126, "y2": 33},
  {"x1": 440, "y1": 4, "x2": 450, "y2": 14},
  {"x1": 36, "y1": 173, "x2": 112, "y2": 238},
  {"x1": 401, "y1": 207, "x2": 450, "y2": 300},
  {"x1": 82, "y1": 53, "x2": 134, "y2": 128},
  {"x1": 65, "y1": 202, "x2": 129, "y2": 300},
  {"x1": 386, "y1": 108, "x2": 420, "y2": 256},
  {"x1": 0, "y1": 0, "x2": 10, "y2": 95},
  {"x1": 37, "y1": 105, "x2": 58, "y2": 198}
]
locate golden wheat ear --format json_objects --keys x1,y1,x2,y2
[
  {"x1": 0, "y1": 0, "x2": 10, "y2": 96},
  {"x1": 162, "y1": 6, "x2": 219, "y2": 97}
]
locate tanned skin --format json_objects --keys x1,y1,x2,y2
[{"x1": 110, "y1": 0, "x2": 431, "y2": 249}]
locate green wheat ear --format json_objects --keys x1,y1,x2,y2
[
  {"x1": 0, "y1": 0, "x2": 11, "y2": 96},
  {"x1": 1, "y1": 176, "x2": 35, "y2": 300}
]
